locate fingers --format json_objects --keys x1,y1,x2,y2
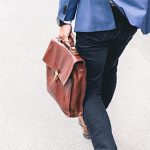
[
  {"x1": 69, "y1": 32, "x2": 75, "y2": 46},
  {"x1": 59, "y1": 32, "x2": 70, "y2": 44}
]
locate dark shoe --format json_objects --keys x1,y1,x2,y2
[{"x1": 78, "y1": 115, "x2": 91, "y2": 139}]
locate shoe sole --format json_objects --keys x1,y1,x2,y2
[{"x1": 78, "y1": 119, "x2": 91, "y2": 139}]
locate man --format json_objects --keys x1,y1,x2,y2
[{"x1": 56, "y1": 0, "x2": 139, "y2": 149}]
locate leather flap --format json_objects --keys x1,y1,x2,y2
[{"x1": 43, "y1": 37, "x2": 84, "y2": 86}]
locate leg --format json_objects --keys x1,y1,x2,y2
[
  {"x1": 75, "y1": 31, "x2": 117, "y2": 150},
  {"x1": 101, "y1": 5, "x2": 138, "y2": 108},
  {"x1": 101, "y1": 38, "x2": 133, "y2": 108}
]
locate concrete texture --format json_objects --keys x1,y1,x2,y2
[{"x1": 0, "y1": 0, "x2": 150, "y2": 150}]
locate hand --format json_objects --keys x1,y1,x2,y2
[{"x1": 59, "y1": 24, "x2": 74, "y2": 46}]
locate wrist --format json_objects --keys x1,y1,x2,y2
[{"x1": 57, "y1": 18, "x2": 72, "y2": 27}]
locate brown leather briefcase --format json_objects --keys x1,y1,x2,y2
[{"x1": 42, "y1": 37, "x2": 87, "y2": 117}]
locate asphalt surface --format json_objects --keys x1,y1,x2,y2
[{"x1": 0, "y1": 1, "x2": 150, "y2": 150}]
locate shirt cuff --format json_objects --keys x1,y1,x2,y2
[{"x1": 63, "y1": 20, "x2": 72, "y2": 24}]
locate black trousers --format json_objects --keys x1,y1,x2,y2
[{"x1": 75, "y1": 5, "x2": 137, "y2": 150}]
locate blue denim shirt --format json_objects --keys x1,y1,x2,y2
[{"x1": 57, "y1": 0, "x2": 150, "y2": 34}]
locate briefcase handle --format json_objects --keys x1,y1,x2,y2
[{"x1": 56, "y1": 37, "x2": 79, "y2": 56}]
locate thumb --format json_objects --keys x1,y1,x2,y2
[
  {"x1": 59, "y1": 35, "x2": 70, "y2": 46},
  {"x1": 63, "y1": 37, "x2": 70, "y2": 45}
]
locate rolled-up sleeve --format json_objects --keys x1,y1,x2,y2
[{"x1": 57, "y1": 0, "x2": 79, "y2": 21}]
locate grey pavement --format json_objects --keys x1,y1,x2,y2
[{"x1": 0, "y1": 1, "x2": 150, "y2": 150}]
